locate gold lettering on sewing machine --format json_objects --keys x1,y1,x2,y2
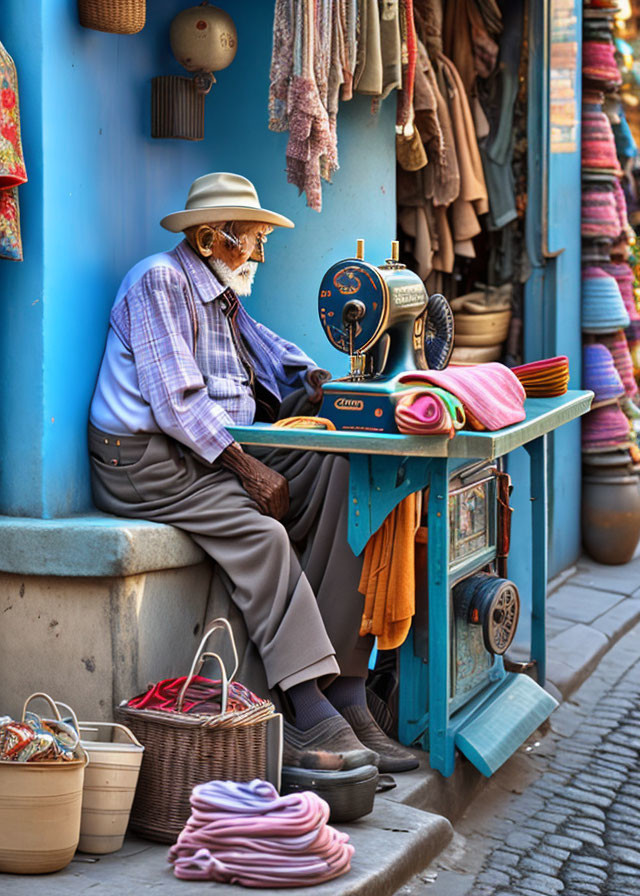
[
  {"x1": 335, "y1": 398, "x2": 364, "y2": 411},
  {"x1": 393, "y1": 285, "x2": 427, "y2": 307}
]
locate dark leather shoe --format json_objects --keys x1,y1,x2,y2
[
  {"x1": 339, "y1": 705, "x2": 420, "y2": 773},
  {"x1": 283, "y1": 715, "x2": 380, "y2": 770}
]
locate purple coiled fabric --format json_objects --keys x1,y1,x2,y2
[{"x1": 168, "y1": 779, "x2": 354, "y2": 887}]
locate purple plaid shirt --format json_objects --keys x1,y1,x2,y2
[{"x1": 90, "y1": 241, "x2": 319, "y2": 462}]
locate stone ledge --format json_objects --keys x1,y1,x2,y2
[{"x1": 0, "y1": 513, "x2": 204, "y2": 577}]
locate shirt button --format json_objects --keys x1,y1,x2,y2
[{"x1": 104, "y1": 438, "x2": 109, "y2": 444}]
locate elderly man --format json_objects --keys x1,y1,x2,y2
[{"x1": 89, "y1": 172, "x2": 417, "y2": 773}]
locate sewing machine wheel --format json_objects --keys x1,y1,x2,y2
[
  {"x1": 453, "y1": 573, "x2": 520, "y2": 656},
  {"x1": 424, "y1": 293, "x2": 455, "y2": 370}
]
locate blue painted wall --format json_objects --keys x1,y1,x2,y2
[
  {"x1": 0, "y1": 0, "x2": 396, "y2": 518},
  {"x1": 0, "y1": 4, "x2": 45, "y2": 516}
]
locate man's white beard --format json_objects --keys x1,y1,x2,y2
[{"x1": 209, "y1": 259, "x2": 258, "y2": 296}]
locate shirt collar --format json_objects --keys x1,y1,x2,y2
[{"x1": 173, "y1": 239, "x2": 227, "y2": 304}]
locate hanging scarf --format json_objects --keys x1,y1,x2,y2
[
  {"x1": 269, "y1": 0, "x2": 341, "y2": 212},
  {"x1": 0, "y1": 41, "x2": 27, "y2": 261}
]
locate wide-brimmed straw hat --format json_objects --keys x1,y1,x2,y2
[{"x1": 160, "y1": 172, "x2": 294, "y2": 232}]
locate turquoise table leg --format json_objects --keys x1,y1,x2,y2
[
  {"x1": 428, "y1": 457, "x2": 454, "y2": 776},
  {"x1": 524, "y1": 435, "x2": 548, "y2": 685}
]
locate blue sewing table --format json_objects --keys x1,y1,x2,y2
[{"x1": 229, "y1": 390, "x2": 593, "y2": 777}]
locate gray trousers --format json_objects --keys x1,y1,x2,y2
[{"x1": 88, "y1": 420, "x2": 372, "y2": 692}]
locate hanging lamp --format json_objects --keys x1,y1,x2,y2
[{"x1": 152, "y1": 3, "x2": 238, "y2": 141}]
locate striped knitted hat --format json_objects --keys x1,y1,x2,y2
[
  {"x1": 582, "y1": 266, "x2": 631, "y2": 333},
  {"x1": 583, "y1": 40, "x2": 623, "y2": 89},
  {"x1": 583, "y1": 343, "x2": 625, "y2": 402},
  {"x1": 601, "y1": 262, "x2": 639, "y2": 321},
  {"x1": 602, "y1": 330, "x2": 639, "y2": 398},
  {"x1": 582, "y1": 108, "x2": 623, "y2": 171},
  {"x1": 582, "y1": 403, "x2": 632, "y2": 451},
  {"x1": 581, "y1": 188, "x2": 621, "y2": 239}
]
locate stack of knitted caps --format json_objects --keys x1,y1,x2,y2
[
  {"x1": 582, "y1": 342, "x2": 631, "y2": 452},
  {"x1": 581, "y1": 1, "x2": 640, "y2": 466}
]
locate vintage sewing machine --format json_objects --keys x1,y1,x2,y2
[
  {"x1": 313, "y1": 245, "x2": 557, "y2": 778},
  {"x1": 317, "y1": 240, "x2": 454, "y2": 432}
]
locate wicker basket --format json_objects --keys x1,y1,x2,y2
[
  {"x1": 78, "y1": 0, "x2": 146, "y2": 34},
  {"x1": 116, "y1": 618, "x2": 275, "y2": 843}
]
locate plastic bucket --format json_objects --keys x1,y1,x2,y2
[
  {"x1": 78, "y1": 722, "x2": 144, "y2": 854},
  {"x1": 0, "y1": 758, "x2": 87, "y2": 873}
]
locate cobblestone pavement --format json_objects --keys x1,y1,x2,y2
[{"x1": 398, "y1": 622, "x2": 640, "y2": 896}]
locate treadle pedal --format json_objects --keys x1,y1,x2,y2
[{"x1": 454, "y1": 675, "x2": 558, "y2": 776}]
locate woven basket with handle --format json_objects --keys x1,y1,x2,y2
[
  {"x1": 78, "y1": 0, "x2": 146, "y2": 34},
  {"x1": 117, "y1": 618, "x2": 275, "y2": 843}
]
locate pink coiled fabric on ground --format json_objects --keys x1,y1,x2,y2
[
  {"x1": 168, "y1": 780, "x2": 354, "y2": 887},
  {"x1": 398, "y1": 363, "x2": 526, "y2": 431}
]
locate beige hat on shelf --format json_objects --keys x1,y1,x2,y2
[{"x1": 161, "y1": 172, "x2": 295, "y2": 232}]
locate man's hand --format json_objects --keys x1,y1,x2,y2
[
  {"x1": 220, "y1": 443, "x2": 289, "y2": 520},
  {"x1": 306, "y1": 368, "x2": 331, "y2": 404}
]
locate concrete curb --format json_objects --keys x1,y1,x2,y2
[{"x1": 0, "y1": 799, "x2": 452, "y2": 896}]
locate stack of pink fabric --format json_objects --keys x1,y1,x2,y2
[
  {"x1": 168, "y1": 779, "x2": 354, "y2": 887},
  {"x1": 398, "y1": 363, "x2": 526, "y2": 431}
]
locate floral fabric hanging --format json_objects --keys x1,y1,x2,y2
[{"x1": 0, "y1": 41, "x2": 27, "y2": 261}]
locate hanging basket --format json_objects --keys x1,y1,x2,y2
[{"x1": 78, "y1": 0, "x2": 146, "y2": 34}]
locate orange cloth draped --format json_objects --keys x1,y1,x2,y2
[{"x1": 358, "y1": 492, "x2": 421, "y2": 650}]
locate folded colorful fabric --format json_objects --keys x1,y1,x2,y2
[
  {"x1": 127, "y1": 675, "x2": 268, "y2": 715},
  {"x1": 398, "y1": 363, "x2": 526, "y2": 431},
  {"x1": 168, "y1": 779, "x2": 354, "y2": 887},
  {"x1": 393, "y1": 387, "x2": 466, "y2": 437}
]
